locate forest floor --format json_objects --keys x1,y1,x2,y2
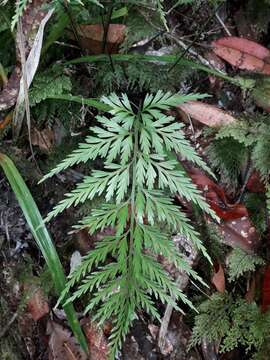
[{"x1": 1, "y1": 0, "x2": 270, "y2": 359}]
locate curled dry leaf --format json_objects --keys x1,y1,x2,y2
[
  {"x1": 76, "y1": 24, "x2": 126, "y2": 54},
  {"x1": 190, "y1": 169, "x2": 248, "y2": 221},
  {"x1": 189, "y1": 168, "x2": 260, "y2": 252},
  {"x1": 211, "y1": 263, "x2": 225, "y2": 293},
  {"x1": 212, "y1": 37, "x2": 270, "y2": 74},
  {"x1": 13, "y1": 8, "x2": 54, "y2": 137},
  {"x1": 0, "y1": 0, "x2": 49, "y2": 112},
  {"x1": 47, "y1": 320, "x2": 88, "y2": 360},
  {"x1": 177, "y1": 101, "x2": 236, "y2": 127}
]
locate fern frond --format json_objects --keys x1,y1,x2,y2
[
  {"x1": 44, "y1": 91, "x2": 215, "y2": 357},
  {"x1": 190, "y1": 292, "x2": 270, "y2": 355},
  {"x1": 29, "y1": 66, "x2": 72, "y2": 106},
  {"x1": 206, "y1": 137, "x2": 247, "y2": 193},
  {"x1": 227, "y1": 248, "x2": 264, "y2": 282}
]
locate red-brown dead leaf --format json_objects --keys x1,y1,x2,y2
[
  {"x1": 261, "y1": 266, "x2": 270, "y2": 312},
  {"x1": 76, "y1": 24, "x2": 126, "y2": 54},
  {"x1": 188, "y1": 168, "x2": 260, "y2": 252},
  {"x1": 47, "y1": 320, "x2": 88, "y2": 360},
  {"x1": 245, "y1": 275, "x2": 256, "y2": 303},
  {"x1": 177, "y1": 101, "x2": 236, "y2": 127},
  {"x1": 211, "y1": 263, "x2": 225, "y2": 293},
  {"x1": 26, "y1": 286, "x2": 49, "y2": 321},
  {"x1": 31, "y1": 127, "x2": 55, "y2": 152},
  {"x1": 212, "y1": 37, "x2": 270, "y2": 74},
  {"x1": 220, "y1": 216, "x2": 259, "y2": 253},
  {"x1": 190, "y1": 169, "x2": 248, "y2": 220},
  {"x1": 246, "y1": 171, "x2": 265, "y2": 193},
  {"x1": 83, "y1": 320, "x2": 109, "y2": 360}
]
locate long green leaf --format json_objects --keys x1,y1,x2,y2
[
  {"x1": 47, "y1": 94, "x2": 111, "y2": 111},
  {"x1": 66, "y1": 54, "x2": 255, "y2": 89},
  {"x1": 0, "y1": 153, "x2": 88, "y2": 353}
]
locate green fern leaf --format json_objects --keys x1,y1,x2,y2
[{"x1": 43, "y1": 91, "x2": 216, "y2": 357}]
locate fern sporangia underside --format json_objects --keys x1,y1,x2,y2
[{"x1": 41, "y1": 91, "x2": 218, "y2": 358}]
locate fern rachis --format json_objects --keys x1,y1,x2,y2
[{"x1": 41, "y1": 91, "x2": 217, "y2": 358}]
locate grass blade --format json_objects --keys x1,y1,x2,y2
[
  {"x1": 0, "y1": 153, "x2": 88, "y2": 353},
  {"x1": 66, "y1": 54, "x2": 246, "y2": 87},
  {"x1": 47, "y1": 94, "x2": 111, "y2": 111}
]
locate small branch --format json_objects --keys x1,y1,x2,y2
[
  {"x1": 158, "y1": 235, "x2": 198, "y2": 354},
  {"x1": 166, "y1": 33, "x2": 214, "y2": 68},
  {"x1": 158, "y1": 274, "x2": 186, "y2": 352},
  {"x1": 237, "y1": 154, "x2": 252, "y2": 203},
  {"x1": 215, "y1": 12, "x2": 232, "y2": 36}
]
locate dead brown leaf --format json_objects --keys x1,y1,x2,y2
[
  {"x1": 76, "y1": 24, "x2": 126, "y2": 54},
  {"x1": 212, "y1": 37, "x2": 270, "y2": 74},
  {"x1": 26, "y1": 286, "x2": 49, "y2": 321},
  {"x1": 47, "y1": 320, "x2": 88, "y2": 360},
  {"x1": 219, "y1": 217, "x2": 259, "y2": 253},
  {"x1": 31, "y1": 127, "x2": 55, "y2": 152},
  {"x1": 211, "y1": 263, "x2": 225, "y2": 293},
  {"x1": 177, "y1": 101, "x2": 236, "y2": 127}
]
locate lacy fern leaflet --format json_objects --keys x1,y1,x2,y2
[{"x1": 41, "y1": 91, "x2": 217, "y2": 358}]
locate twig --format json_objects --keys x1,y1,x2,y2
[
  {"x1": 215, "y1": 12, "x2": 232, "y2": 36},
  {"x1": 54, "y1": 41, "x2": 80, "y2": 49},
  {"x1": 158, "y1": 274, "x2": 186, "y2": 352},
  {"x1": 237, "y1": 154, "x2": 252, "y2": 203},
  {"x1": 166, "y1": 33, "x2": 214, "y2": 68},
  {"x1": 168, "y1": 2, "x2": 224, "y2": 73},
  {"x1": 158, "y1": 302, "x2": 174, "y2": 351},
  {"x1": 158, "y1": 234, "x2": 199, "y2": 354}
]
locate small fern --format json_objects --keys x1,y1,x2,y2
[
  {"x1": 29, "y1": 66, "x2": 72, "y2": 106},
  {"x1": 190, "y1": 293, "x2": 270, "y2": 355},
  {"x1": 206, "y1": 137, "x2": 248, "y2": 194},
  {"x1": 41, "y1": 91, "x2": 218, "y2": 358},
  {"x1": 227, "y1": 248, "x2": 264, "y2": 282},
  {"x1": 93, "y1": 60, "x2": 195, "y2": 95},
  {"x1": 206, "y1": 117, "x2": 270, "y2": 185}
]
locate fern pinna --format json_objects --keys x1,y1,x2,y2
[{"x1": 41, "y1": 91, "x2": 217, "y2": 358}]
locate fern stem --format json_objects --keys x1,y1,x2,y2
[{"x1": 127, "y1": 108, "x2": 140, "y2": 278}]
